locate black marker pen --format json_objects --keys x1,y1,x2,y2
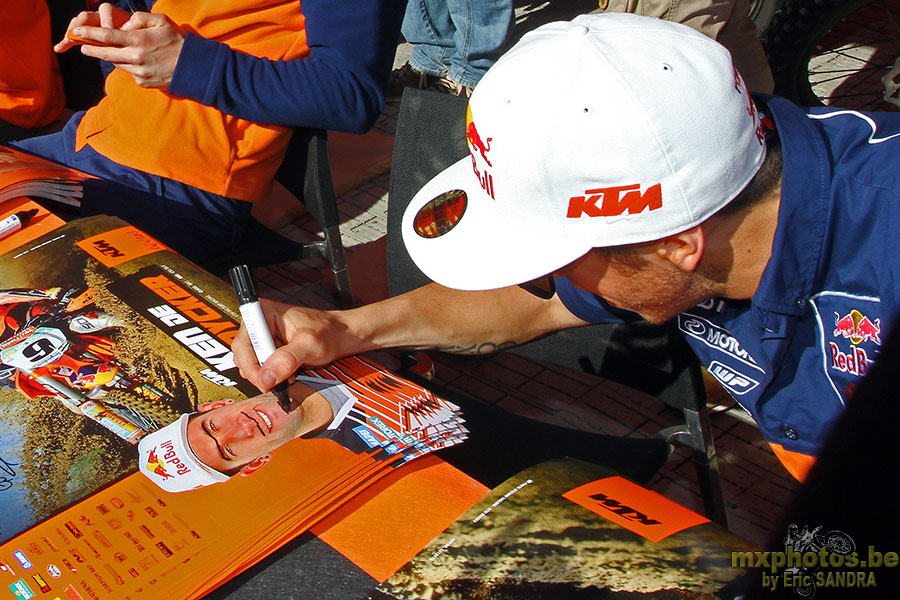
[
  {"x1": 0, "y1": 209, "x2": 38, "y2": 242},
  {"x1": 229, "y1": 265, "x2": 293, "y2": 413}
]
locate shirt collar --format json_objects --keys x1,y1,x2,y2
[{"x1": 750, "y1": 96, "x2": 831, "y2": 317}]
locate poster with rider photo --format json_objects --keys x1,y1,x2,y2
[
  {"x1": 0, "y1": 215, "x2": 261, "y2": 544},
  {"x1": 0, "y1": 214, "x2": 468, "y2": 555}
]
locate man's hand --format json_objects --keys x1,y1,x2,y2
[
  {"x1": 55, "y1": 4, "x2": 130, "y2": 52},
  {"x1": 233, "y1": 299, "x2": 360, "y2": 394},
  {"x1": 56, "y1": 3, "x2": 185, "y2": 91}
]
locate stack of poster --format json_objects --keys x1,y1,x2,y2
[
  {"x1": 0, "y1": 215, "x2": 467, "y2": 600},
  {"x1": 1, "y1": 145, "x2": 91, "y2": 208}
]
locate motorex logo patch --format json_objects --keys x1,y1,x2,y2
[{"x1": 678, "y1": 314, "x2": 761, "y2": 370}]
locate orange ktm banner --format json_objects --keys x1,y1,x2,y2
[
  {"x1": 76, "y1": 226, "x2": 168, "y2": 268},
  {"x1": 562, "y1": 475, "x2": 709, "y2": 542}
]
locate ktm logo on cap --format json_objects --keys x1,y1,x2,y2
[
  {"x1": 567, "y1": 183, "x2": 662, "y2": 218},
  {"x1": 146, "y1": 448, "x2": 173, "y2": 480}
]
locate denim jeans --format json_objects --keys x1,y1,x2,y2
[{"x1": 402, "y1": 0, "x2": 514, "y2": 89}]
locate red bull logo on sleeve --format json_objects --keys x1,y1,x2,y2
[
  {"x1": 833, "y1": 309, "x2": 881, "y2": 346},
  {"x1": 465, "y1": 106, "x2": 495, "y2": 199}
]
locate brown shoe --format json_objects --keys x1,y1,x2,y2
[
  {"x1": 428, "y1": 76, "x2": 472, "y2": 98},
  {"x1": 386, "y1": 63, "x2": 435, "y2": 102}
]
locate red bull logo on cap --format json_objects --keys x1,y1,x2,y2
[
  {"x1": 733, "y1": 66, "x2": 765, "y2": 146},
  {"x1": 465, "y1": 106, "x2": 495, "y2": 199},
  {"x1": 833, "y1": 309, "x2": 881, "y2": 346},
  {"x1": 159, "y1": 439, "x2": 192, "y2": 477},
  {"x1": 145, "y1": 448, "x2": 173, "y2": 480}
]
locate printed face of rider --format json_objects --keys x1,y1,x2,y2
[{"x1": 185, "y1": 393, "x2": 310, "y2": 475}]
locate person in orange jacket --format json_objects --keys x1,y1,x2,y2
[{"x1": 0, "y1": 0, "x2": 66, "y2": 143}]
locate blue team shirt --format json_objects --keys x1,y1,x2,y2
[{"x1": 557, "y1": 96, "x2": 900, "y2": 458}]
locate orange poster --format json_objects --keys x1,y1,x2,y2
[{"x1": 0, "y1": 215, "x2": 470, "y2": 599}]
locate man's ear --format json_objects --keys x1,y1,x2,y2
[
  {"x1": 238, "y1": 454, "x2": 271, "y2": 477},
  {"x1": 198, "y1": 398, "x2": 235, "y2": 413},
  {"x1": 658, "y1": 225, "x2": 705, "y2": 272}
]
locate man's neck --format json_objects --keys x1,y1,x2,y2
[{"x1": 706, "y1": 187, "x2": 782, "y2": 300}]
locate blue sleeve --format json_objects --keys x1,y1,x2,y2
[
  {"x1": 114, "y1": 0, "x2": 153, "y2": 11},
  {"x1": 167, "y1": 0, "x2": 405, "y2": 134},
  {"x1": 554, "y1": 276, "x2": 639, "y2": 324}
]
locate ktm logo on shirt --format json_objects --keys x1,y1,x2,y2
[{"x1": 567, "y1": 183, "x2": 662, "y2": 218}]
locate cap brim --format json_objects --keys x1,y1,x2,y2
[{"x1": 401, "y1": 156, "x2": 594, "y2": 291}]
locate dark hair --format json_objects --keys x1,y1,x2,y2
[{"x1": 714, "y1": 134, "x2": 782, "y2": 217}]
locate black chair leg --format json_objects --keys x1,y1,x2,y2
[
  {"x1": 322, "y1": 225, "x2": 354, "y2": 308},
  {"x1": 658, "y1": 407, "x2": 728, "y2": 527}
]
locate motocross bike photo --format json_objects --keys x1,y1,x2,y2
[{"x1": 0, "y1": 287, "x2": 181, "y2": 444}]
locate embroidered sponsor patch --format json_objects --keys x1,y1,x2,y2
[
  {"x1": 707, "y1": 361, "x2": 760, "y2": 396},
  {"x1": 811, "y1": 292, "x2": 882, "y2": 402},
  {"x1": 678, "y1": 314, "x2": 761, "y2": 369}
]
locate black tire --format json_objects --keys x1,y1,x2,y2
[
  {"x1": 749, "y1": 0, "x2": 784, "y2": 36},
  {"x1": 763, "y1": 0, "x2": 900, "y2": 111}
]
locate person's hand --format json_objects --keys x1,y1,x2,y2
[
  {"x1": 56, "y1": 3, "x2": 185, "y2": 91},
  {"x1": 232, "y1": 299, "x2": 358, "y2": 394},
  {"x1": 54, "y1": 3, "x2": 131, "y2": 53}
]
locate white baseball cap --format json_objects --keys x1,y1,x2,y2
[
  {"x1": 138, "y1": 413, "x2": 230, "y2": 493},
  {"x1": 402, "y1": 13, "x2": 766, "y2": 291}
]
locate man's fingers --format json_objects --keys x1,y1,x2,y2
[
  {"x1": 70, "y1": 25, "x2": 129, "y2": 47},
  {"x1": 56, "y1": 11, "x2": 100, "y2": 52},
  {"x1": 258, "y1": 347, "x2": 304, "y2": 392},
  {"x1": 232, "y1": 327, "x2": 264, "y2": 384},
  {"x1": 80, "y1": 44, "x2": 138, "y2": 66},
  {"x1": 55, "y1": 38, "x2": 78, "y2": 53},
  {"x1": 121, "y1": 11, "x2": 167, "y2": 30},
  {"x1": 97, "y1": 2, "x2": 117, "y2": 28}
]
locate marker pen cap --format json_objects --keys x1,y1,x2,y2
[
  {"x1": 229, "y1": 264, "x2": 258, "y2": 304},
  {"x1": 229, "y1": 265, "x2": 277, "y2": 362}
]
